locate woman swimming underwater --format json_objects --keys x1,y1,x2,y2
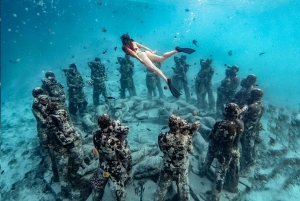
[{"x1": 120, "y1": 34, "x2": 195, "y2": 98}]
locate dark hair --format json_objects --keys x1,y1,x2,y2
[{"x1": 120, "y1": 34, "x2": 135, "y2": 53}]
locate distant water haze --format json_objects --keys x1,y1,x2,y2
[{"x1": 2, "y1": 0, "x2": 300, "y2": 109}]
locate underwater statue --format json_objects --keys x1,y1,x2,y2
[
  {"x1": 195, "y1": 58, "x2": 215, "y2": 111},
  {"x1": 63, "y1": 63, "x2": 88, "y2": 116},
  {"x1": 46, "y1": 102, "x2": 85, "y2": 200},
  {"x1": 90, "y1": 114, "x2": 132, "y2": 201},
  {"x1": 240, "y1": 88, "x2": 264, "y2": 174},
  {"x1": 31, "y1": 87, "x2": 51, "y2": 153},
  {"x1": 118, "y1": 55, "x2": 137, "y2": 99},
  {"x1": 216, "y1": 66, "x2": 240, "y2": 117},
  {"x1": 171, "y1": 55, "x2": 191, "y2": 102},
  {"x1": 87, "y1": 57, "x2": 108, "y2": 106},
  {"x1": 146, "y1": 61, "x2": 164, "y2": 99},
  {"x1": 41, "y1": 71, "x2": 67, "y2": 111},
  {"x1": 199, "y1": 103, "x2": 244, "y2": 201},
  {"x1": 155, "y1": 114, "x2": 200, "y2": 201},
  {"x1": 233, "y1": 74, "x2": 257, "y2": 107}
]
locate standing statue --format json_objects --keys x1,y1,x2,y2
[
  {"x1": 146, "y1": 61, "x2": 165, "y2": 99},
  {"x1": 240, "y1": 88, "x2": 264, "y2": 174},
  {"x1": 216, "y1": 66, "x2": 240, "y2": 117},
  {"x1": 199, "y1": 103, "x2": 244, "y2": 201},
  {"x1": 46, "y1": 102, "x2": 85, "y2": 200},
  {"x1": 118, "y1": 55, "x2": 137, "y2": 99},
  {"x1": 171, "y1": 55, "x2": 191, "y2": 102},
  {"x1": 233, "y1": 74, "x2": 257, "y2": 107},
  {"x1": 90, "y1": 114, "x2": 132, "y2": 201},
  {"x1": 63, "y1": 63, "x2": 88, "y2": 115},
  {"x1": 87, "y1": 57, "x2": 108, "y2": 106},
  {"x1": 41, "y1": 71, "x2": 67, "y2": 111},
  {"x1": 155, "y1": 115, "x2": 200, "y2": 201},
  {"x1": 195, "y1": 58, "x2": 215, "y2": 111}
]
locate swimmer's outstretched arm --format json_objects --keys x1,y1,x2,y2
[{"x1": 135, "y1": 42, "x2": 156, "y2": 54}]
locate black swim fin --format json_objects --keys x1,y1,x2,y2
[
  {"x1": 175, "y1": 46, "x2": 196, "y2": 54},
  {"x1": 167, "y1": 79, "x2": 181, "y2": 98}
]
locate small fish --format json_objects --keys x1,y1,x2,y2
[
  {"x1": 192, "y1": 39, "x2": 198, "y2": 46},
  {"x1": 107, "y1": 96, "x2": 115, "y2": 100},
  {"x1": 90, "y1": 28, "x2": 94, "y2": 30},
  {"x1": 84, "y1": 134, "x2": 89, "y2": 138},
  {"x1": 115, "y1": 62, "x2": 118, "y2": 64},
  {"x1": 102, "y1": 27, "x2": 107, "y2": 32},
  {"x1": 259, "y1": 52, "x2": 265, "y2": 56},
  {"x1": 103, "y1": 49, "x2": 107, "y2": 54},
  {"x1": 224, "y1": 64, "x2": 227, "y2": 66},
  {"x1": 2, "y1": 102, "x2": 4, "y2": 105},
  {"x1": 107, "y1": 60, "x2": 110, "y2": 63},
  {"x1": 194, "y1": 62, "x2": 196, "y2": 65},
  {"x1": 114, "y1": 47, "x2": 117, "y2": 51},
  {"x1": 98, "y1": 1, "x2": 102, "y2": 5},
  {"x1": 174, "y1": 36, "x2": 177, "y2": 38},
  {"x1": 161, "y1": 125, "x2": 168, "y2": 130},
  {"x1": 147, "y1": 128, "x2": 151, "y2": 131},
  {"x1": 164, "y1": 86, "x2": 168, "y2": 90},
  {"x1": 185, "y1": 9, "x2": 190, "y2": 12},
  {"x1": 228, "y1": 50, "x2": 232, "y2": 56},
  {"x1": 92, "y1": 148, "x2": 99, "y2": 156},
  {"x1": 1, "y1": 170, "x2": 4, "y2": 174},
  {"x1": 9, "y1": 60, "x2": 13, "y2": 63},
  {"x1": 178, "y1": 107, "x2": 180, "y2": 110},
  {"x1": 72, "y1": 55, "x2": 74, "y2": 58},
  {"x1": 114, "y1": 107, "x2": 122, "y2": 110},
  {"x1": 84, "y1": 46, "x2": 86, "y2": 49},
  {"x1": 216, "y1": 73, "x2": 218, "y2": 75},
  {"x1": 136, "y1": 122, "x2": 139, "y2": 126},
  {"x1": 193, "y1": 18, "x2": 195, "y2": 21},
  {"x1": 255, "y1": 84, "x2": 259, "y2": 86},
  {"x1": 249, "y1": 69, "x2": 252, "y2": 71}
]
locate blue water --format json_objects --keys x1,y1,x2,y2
[
  {"x1": 1, "y1": 0, "x2": 300, "y2": 200},
  {"x1": 2, "y1": 0, "x2": 300, "y2": 108}
]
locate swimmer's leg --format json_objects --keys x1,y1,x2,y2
[
  {"x1": 139, "y1": 53, "x2": 168, "y2": 83},
  {"x1": 146, "y1": 50, "x2": 178, "y2": 63},
  {"x1": 139, "y1": 53, "x2": 181, "y2": 98}
]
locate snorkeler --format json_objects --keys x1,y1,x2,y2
[{"x1": 120, "y1": 34, "x2": 195, "y2": 98}]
